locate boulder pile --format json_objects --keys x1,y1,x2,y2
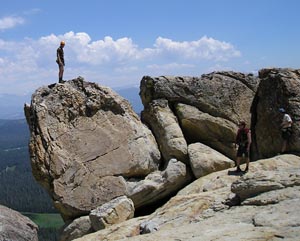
[{"x1": 23, "y1": 68, "x2": 300, "y2": 240}]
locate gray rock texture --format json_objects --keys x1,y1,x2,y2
[
  {"x1": 140, "y1": 72, "x2": 259, "y2": 124},
  {"x1": 126, "y1": 158, "x2": 192, "y2": 209},
  {"x1": 24, "y1": 69, "x2": 300, "y2": 240},
  {"x1": 74, "y1": 155, "x2": 300, "y2": 241},
  {"x1": 252, "y1": 68, "x2": 300, "y2": 159},
  {"x1": 176, "y1": 103, "x2": 237, "y2": 159},
  {"x1": 188, "y1": 143, "x2": 234, "y2": 178},
  {"x1": 141, "y1": 99, "x2": 188, "y2": 163},
  {"x1": 25, "y1": 77, "x2": 161, "y2": 220},
  {"x1": 89, "y1": 196, "x2": 134, "y2": 231},
  {"x1": 60, "y1": 216, "x2": 93, "y2": 241},
  {"x1": 0, "y1": 205, "x2": 38, "y2": 241}
]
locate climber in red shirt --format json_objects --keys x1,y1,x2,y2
[{"x1": 235, "y1": 121, "x2": 251, "y2": 172}]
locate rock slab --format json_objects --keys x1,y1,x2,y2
[{"x1": 25, "y1": 77, "x2": 161, "y2": 220}]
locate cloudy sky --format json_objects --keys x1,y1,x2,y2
[{"x1": 0, "y1": 0, "x2": 299, "y2": 95}]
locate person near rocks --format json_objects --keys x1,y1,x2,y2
[
  {"x1": 235, "y1": 121, "x2": 251, "y2": 172},
  {"x1": 56, "y1": 41, "x2": 65, "y2": 83},
  {"x1": 279, "y1": 108, "x2": 293, "y2": 154}
]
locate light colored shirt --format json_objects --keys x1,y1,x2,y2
[{"x1": 282, "y1": 113, "x2": 292, "y2": 128}]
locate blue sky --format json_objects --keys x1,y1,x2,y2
[{"x1": 0, "y1": 0, "x2": 299, "y2": 95}]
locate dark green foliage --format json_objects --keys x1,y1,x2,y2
[
  {"x1": 0, "y1": 119, "x2": 29, "y2": 149},
  {"x1": 0, "y1": 119, "x2": 55, "y2": 213},
  {"x1": 0, "y1": 119, "x2": 63, "y2": 241},
  {"x1": 38, "y1": 227, "x2": 60, "y2": 241},
  {"x1": 23, "y1": 213, "x2": 64, "y2": 241},
  {"x1": 23, "y1": 213, "x2": 64, "y2": 229}
]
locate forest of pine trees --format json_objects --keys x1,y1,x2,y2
[{"x1": 0, "y1": 119, "x2": 62, "y2": 241}]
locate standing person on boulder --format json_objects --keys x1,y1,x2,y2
[
  {"x1": 56, "y1": 41, "x2": 65, "y2": 83},
  {"x1": 235, "y1": 121, "x2": 251, "y2": 172},
  {"x1": 279, "y1": 108, "x2": 293, "y2": 154}
]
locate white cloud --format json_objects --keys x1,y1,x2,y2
[
  {"x1": 35, "y1": 32, "x2": 240, "y2": 65},
  {"x1": 0, "y1": 16, "x2": 25, "y2": 30},
  {"x1": 0, "y1": 32, "x2": 241, "y2": 94},
  {"x1": 154, "y1": 36, "x2": 241, "y2": 61},
  {"x1": 147, "y1": 63, "x2": 195, "y2": 70}
]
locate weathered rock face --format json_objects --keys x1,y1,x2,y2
[
  {"x1": 0, "y1": 205, "x2": 38, "y2": 241},
  {"x1": 60, "y1": 216, "x2": 93, "y2": 241},
  {"x1": 188, "y1": 143, "x2": 234, "y2": 178},
  {"x1": 126, "y1": 158, "x2": 192, "y2": 209},
  {"x1": 89, "y1": 196, "x2": 134, "y2": 231},
  {"x1": 140, "y1": 72, "x2": 259, "y2": 124},
  {"x1": 25, "y1": 72, "x2": 259, "y2": 226},
  {"x1": 140, "y1": 72, "x2": 258, "y2": 160},
  {"x1": 74, "y1": 155, "x2": 300, "y2": 241},
  {"x1": 25, "y1": 77, "x2": 161, "y2": 220},
  {"x1": 24, "y1": 69, "x2": 300, "y2": 240},
  {"x1": 141, "y1": 99, "x2": 188, "y2": 163},
  {"x1": 252, "y1": 68, "x2": 300, "y2": 158},
  {"x1": 176, "y1": 103, "x2": 237, "y2": 159}
]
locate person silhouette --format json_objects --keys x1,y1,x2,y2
[{"x1": 56, "y1": 41, "x2": 65, "y2": 83}]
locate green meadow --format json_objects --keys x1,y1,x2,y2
[{"x1": 23, "y1": 212, "x2": 64, "y2": 229}]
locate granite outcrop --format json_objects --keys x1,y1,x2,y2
[{"x1": 23, "y1": 68, "x2": 300, "y2": 240}]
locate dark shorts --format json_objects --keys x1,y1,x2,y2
[
  {"x1": 282, "y1": 127, "x2": 292, "y2": 140},
  {"x1": 237, "y1": 145, "x2": 249, "y2": 157},
  {"x1": 58, "y1": 64, "x2": 64, "y2": 72}
]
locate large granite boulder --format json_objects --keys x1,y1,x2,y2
[
  {"x1": 252, "y1": 68, "x2": 300, "y2": 159},
  {"x1": 0, "y1": 205, "x2": 38, "y2": 241},
  {"x1": 24, "y1": 77, "x2": 161, "y2": 220},
  {"x1": 140, "y1": 72, "x2": 259, "y2": 124}
]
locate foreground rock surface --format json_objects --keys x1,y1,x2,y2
[
  {"x1": 74, "y1": 155, "x2": 300, "y2": 241},
  {"x1": 0, "y1": 205, "x2": 38, "y2": 241},
  {"x1": 25, "y1": 77, "x2": 161, "y2": 220}
]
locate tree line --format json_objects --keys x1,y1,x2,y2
[{"x1": 0, "y1": 119, "x2": 62, "y2": 241}]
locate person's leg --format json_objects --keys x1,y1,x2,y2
[
  {"x1": 59, "y1": 65, "x2": 64, "y2": 83},
  {"x1": 235, "y1": 146, "x2": 243, "y2": 172},
  {"x1": 58, "y1": 65, "x2": 62, "y2": 81},
  {"x1": 244, "y1": 150, "x2": 250, "y2": 172},
  {"x1": 281, "y1": 140, "x2": 287, "y2": 153},
  {"x1": 244, "y1": 157, "x2": 249, "y2": 172},
  {"x1": 235, "y1": 156, "x2": 242, "y2": 172}
]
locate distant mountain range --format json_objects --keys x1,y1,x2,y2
[{"x1": 0, "y1": 86, "x2": 143, "y2": 119}]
